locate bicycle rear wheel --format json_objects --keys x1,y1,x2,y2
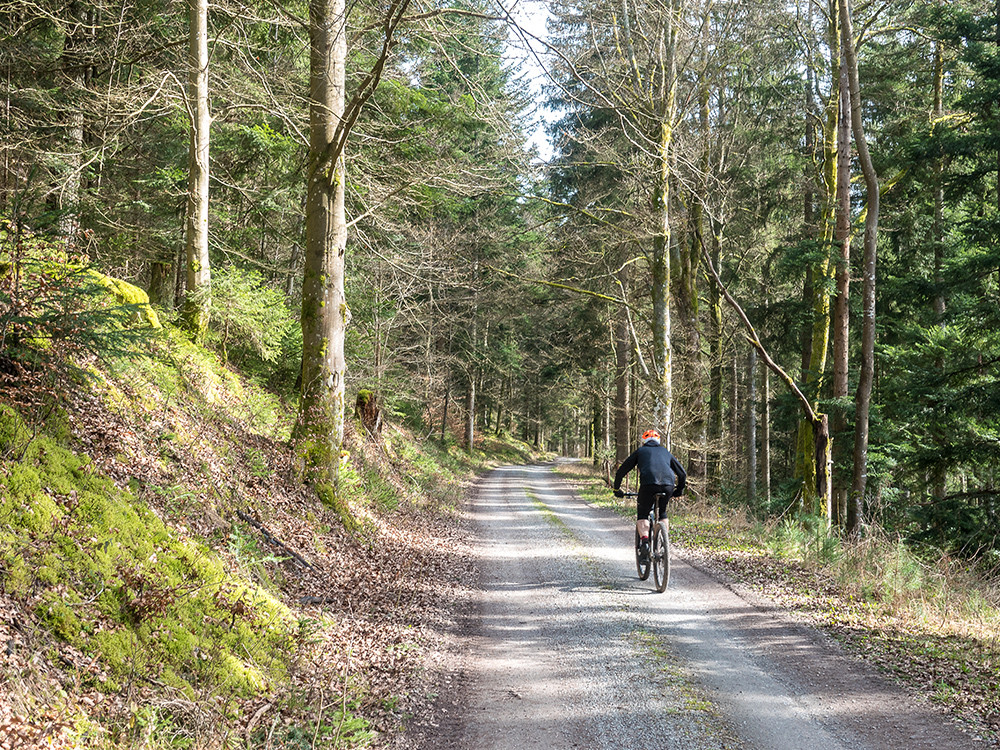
[
  {"x1": 635, "y1": 528, "x2": 650, "y2": 580},
  {"x1": 652, "y1": 520, "x2": 670, "y2": 592}
]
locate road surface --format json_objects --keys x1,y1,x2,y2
[{"x1": 407, "y1": 463, "x2": 980, "y2": 750}]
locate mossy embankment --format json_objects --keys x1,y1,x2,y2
[{"x1": 0, "y1": 320, "x2": 536, "y2": 748}]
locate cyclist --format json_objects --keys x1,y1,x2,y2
[{"x1": 613, "y1": 429, "x2": 686, "y2": 560}]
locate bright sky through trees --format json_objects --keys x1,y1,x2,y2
[{"x1": 503, "y1": 0, "x2": 556, "y2": 161}]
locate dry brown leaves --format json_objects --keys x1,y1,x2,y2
[{"x1": 2, "y1": 362, "x2": 477, "y2": 747}]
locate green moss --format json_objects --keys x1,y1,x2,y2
[
  {"x1": 38, "y1": 597, "x2": 83, "y2": 643},
  {"x1": 94, "y1": 628, "x2": 143, "y2": 680},
  {"x1": 36, "y1": 443, "x2": 87, "y2": 494},
  {"x1": 159, "y1": 668, "x2": 196, "y2": 700},
  {"x1": 2, "y1": 550, "x2": 31, "y2": 597},
  {"x1": 0, "y1": 404, "x2": 31, "y2": 455},
  {"x1": 3, "y1": 460, "x2": 41, "y2": 499},
  {"x1": 86, "y1": 270, "x2": 161, "y2": 329},
  {"x1": 157, "y1": 620, "x2": 199, "y2": 662},
  {"x1": 211, "y1": 653, "x2": 268, "y2": 694},
  {"x1": 36, "y1": 560, "x2": 60, "y2": 585}
]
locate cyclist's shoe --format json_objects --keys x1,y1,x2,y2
[{"x1": 638, "y1": 538, "x2": 650, "y2": 562}]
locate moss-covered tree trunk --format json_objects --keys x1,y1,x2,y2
[
  {"x1": 182, "y1": 0, "x2": 211, "y2": 340},
  {"x1": 295, "y1": 0, "x2": 348, "y2": 501},
  {"x1": 796, "y1": 0, "x2": 839, "y2": 520},
  {"x1": 831, "y1": 46, "x2": 852, "y2": 526},
  {"x1": 703, "y1": 237, "x2": 832, "y2": 514}
]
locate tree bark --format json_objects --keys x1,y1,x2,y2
[
  {"x1": 182, "y1": 0, "x2": 211, "y2": 339},
  {"x1": 931, "y1": 40, "x2": 947, "y2": 502},
  {"x1": 831, "y1": 46, "x2": 852, "y2": 526},
  {"x1": 678, "y1": 79, "x2": 711, "y2": 497},
  {"x1": 651, "y1": 120, "x2": 674, "y2": 441},
  {"x1": 58, "y1": 0, "x2": 90, "y2": 246},
  {"x1": 797, "y1": 0, "x2": 840, "y2": 518},
  {"x1": 746, "y1": 345, "x2": 758, "y2": 505},
  {"x1": 614, "y1": 268, "x2": 631, "y2": 467},
  {"x1": 441, "y1": 381, "x2": 450, "y2": 442},
  {"x1": 842, "y1": 0, "x2": 880, "y2": 536},
  {"x1": 761, "y1": 357, "x2": 771, "y2": 507},
  {"x1": 649, "y1": 3, "x2": 679, "y2": 444},
  {"x1": 465, "y1": 372, "x2": 476, "y2": 453},
  {"x1": 730, "y1": 353, "x2": 739, "y2": 480},
  {"x1": 295, "y1": 0, "x2": 348, "y2": 498},
  {"x1": 708, "y1": 226, "x2": 724, "y2": 494}
]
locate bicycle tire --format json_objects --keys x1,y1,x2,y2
[
  {"x1": 635, "y1": 527, "x2": 651, "y2": 580},
  {"x1": 652, "y1": 520, "x2": 670, "y2": 592}
]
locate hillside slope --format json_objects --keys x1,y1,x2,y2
[{"x1": 0, "y1": 324, "x2": 529, "y2": 748}]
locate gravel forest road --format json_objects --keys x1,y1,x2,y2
[{"x1": 408, "y1": 463, "x2": 981, "y2": 750}]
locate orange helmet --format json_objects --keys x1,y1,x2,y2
[{"x1": 641, "y1": 429, "x2": 660, "y2": 444}]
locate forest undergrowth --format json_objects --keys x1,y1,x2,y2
[
  {"x1": 558, "y1": 461, "x2": 1000, "y2": 745},
  {"x1": 0, "y1": 321, "x2": 535, "y2": 749}
]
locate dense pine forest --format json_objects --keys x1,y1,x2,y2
[{"x1": 3, "y1": 0, "x2": 1000, "y2": 745}]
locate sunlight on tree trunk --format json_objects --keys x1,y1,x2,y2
[
  {"x1": 295, "y1": 0, "x2": 348, "y2": 503},
  {"x1": 182, "y1": 0, "x2": 211, "y2": 340}
]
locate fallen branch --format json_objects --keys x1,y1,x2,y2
[{"x1": 235, "y1": 510, "x2": 314, "y2": 570}]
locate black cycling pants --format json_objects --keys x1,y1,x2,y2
[{"x1": 637, "y1": 484, "x2": 673, "y2": 521}]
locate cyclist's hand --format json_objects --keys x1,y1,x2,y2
[{"x1": 613, "y1": 489, "x2": 624, "y2": 498}]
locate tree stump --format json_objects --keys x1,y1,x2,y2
[{"x1": 355, "y1": 389, "x2": 382, "y2": 436}]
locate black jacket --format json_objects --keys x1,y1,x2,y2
[{"x1": 614, "y1": 442, "x2": 686, "y2": 496}]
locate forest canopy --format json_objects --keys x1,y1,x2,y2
[{"x1": 2, "y1": 0, "x2": 1000, "y2": 560}]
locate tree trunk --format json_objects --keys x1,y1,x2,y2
[
  {"x1": 801, "y1": 47, "x2": 817, "y2": 381},
  {"x1": 295, "y1": 0, "x2": 348, "y2": 499},
  {"x1": 843, "y1": 0, "x2": 879, "y2": 535},
  {"x1": 678, "y1": 81, "x2": 710, "y2": 498},
  {"x1": 831, "y1": 46, "x2": 852, "y2": 526},
  {"x1": 931, "y1": 40, "x2": 947, "y2": 502},
  {"x1": 148, "y1": 261, "x2": 166, "y2": 307},
  {"x1": 441, "y1": 381, "x2": 450, "y2": 442},
  {"x1": 465, "y1": 372, "x2": 476, "y2": 453},
  {"x1": 746, "y1": 345, "x2": 757, "y2": 505},
  {"x1": 592, "y1": 393, "x2": 601, "y2": 466},
  {"x1": 58, "y1": 0, "x2": 91, "y2": 246},
  {"x1": 730, "y1": 352, "x2": 739, "y2": 480},
  {"x1": 649, "y1": 5, "x2": 679, "y2": 444},
  {"x1": 182, "y1": 0, "x2": 211, "y2": 340},
  {"x1": 650, "y1": 122, "x2": 673, "y2": 440},
  {"x1": 614, "y1": 268, "x2": 631, "y2": 467},
  {"x1": 708, "y1": 226, "x2": 724, "y2": 494},
  {"x1": 761, "y1": 357, "x2": 771, "y2": 507},
  {"x1": 797, "y1": 0, "x2": 840, "y2": 518}
]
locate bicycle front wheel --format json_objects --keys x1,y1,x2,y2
[{"x1": 652, "y1": 520, "x2": 670, "y2": 592}]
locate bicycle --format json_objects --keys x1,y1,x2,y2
[{"x1": 622, "y1": 491, "x2": 671, "y2": 592}]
